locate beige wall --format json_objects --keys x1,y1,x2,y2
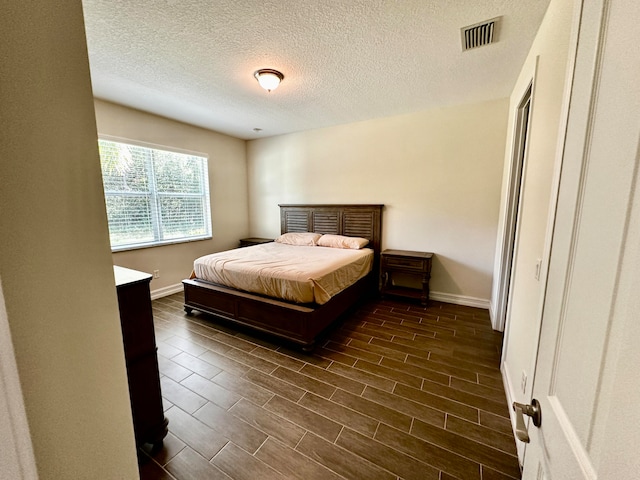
[
  {"x1": 247, "y1": 99, "x2": 508, "y2": 305},
  {"x1": 0, "y1": 1, "x2": 139, "y2": 478},
  {"x1": 94, "y1": 100, "x2": 249, "y2": 295},
  {"x1": 496, "y1": 0, "x2": 575, "y2": 447}
]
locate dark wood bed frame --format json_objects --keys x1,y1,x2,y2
[{"x1": 182, "y1": 204, "x2": 383, "y2": 350}]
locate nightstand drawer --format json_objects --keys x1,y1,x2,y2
[{"x1": 384, "y1": 256, "x2": 426, "y2": 271}]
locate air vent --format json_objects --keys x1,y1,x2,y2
[{"x1": 461, "y1": 17, "x2": 500, "y2": 51}]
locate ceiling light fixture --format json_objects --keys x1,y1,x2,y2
[{"x1": 254, "y1": 68, "x2": 284, "y2": 92}]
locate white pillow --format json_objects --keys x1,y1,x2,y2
[
  {"x1": 274, "y1": 232, "x2": 322, "y2": 246},
  {"x1": 317, "y1": 234, "x2": 369, "y2": 249}
]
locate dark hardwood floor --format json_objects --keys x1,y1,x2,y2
[{"x1": 139, "y1": 292, "x2": 520, "y2": 480}]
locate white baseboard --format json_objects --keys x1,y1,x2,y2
[
  {"x1": 429, "y1": 291, "x2": 490, "y2": 310},
  {"x1": 150, "y1": 283, "x2": 183, "y2": 300},
  {"x1": 149, "y1": 285, "x2": 490, "y2": 309}
]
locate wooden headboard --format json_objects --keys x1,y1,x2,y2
[{"x1": 279, "y1": 204, "x2": 384, "y2": 255}]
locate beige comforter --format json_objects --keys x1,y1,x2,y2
[{"x1": 192, "y1": 242, "x2": 374, "y2": 304}]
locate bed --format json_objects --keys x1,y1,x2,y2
[{"x1": 182, "y1": 204, "x2": 383, "y2": 350}]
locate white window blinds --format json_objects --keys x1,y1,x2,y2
[{"x1": 98, "y1": 138, "x2": 211, "y2": 251}]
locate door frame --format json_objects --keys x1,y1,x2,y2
[
  {"x1": 492, "y1": 75, "x2": 536, "y2": 334},
  {"x1": 0, "y1": 278, "x2": 38, "y2": 478}
]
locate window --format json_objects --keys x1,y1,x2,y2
[{"x1": 98, "y1": 138, "x2": 211, "y2": 251}]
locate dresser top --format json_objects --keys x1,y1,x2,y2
[
  {"x1": 114, "y1": 265, "x2": 152, "y2": 287},
  {"x1": 381, "y1": 249, "x2": 433, "y2": 259}
]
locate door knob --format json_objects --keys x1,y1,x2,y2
[{"x1": 512, "y1": 399, "x2": 542, "y2": 443}]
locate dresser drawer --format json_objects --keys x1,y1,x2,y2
[{"x1": 383, "y1": 256, "x2": 426, "y2": 271}]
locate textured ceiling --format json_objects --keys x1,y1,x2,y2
[{"x1": 82, "y1": 0, "x2": 551, "y2": 140}]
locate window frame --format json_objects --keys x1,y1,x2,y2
[{"x1": 98, "y1": 135, "x2": 212, "y2": 252}]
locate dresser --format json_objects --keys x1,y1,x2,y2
[
  {"x1": 380, "y1": 250, "x2": 433, "y2": 306},
  {"x1": 114, "y1": 266, "x2": 168, "y2": 448}
]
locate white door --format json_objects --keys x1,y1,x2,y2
[{"x1": 519, "y1": 0, "x2": 640, "y2": 478}]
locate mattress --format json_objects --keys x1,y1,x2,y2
[{"x1": 192, "y1": 242, "x2": 374, "y2": 305}]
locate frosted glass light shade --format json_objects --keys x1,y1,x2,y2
[{"x1": 254, "y1": 69, "x2": 284, "y2": 92}]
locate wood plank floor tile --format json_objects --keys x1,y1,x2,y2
[
  {"x1": 264, "y1": 395, "x2": 343, "y2": 442},
  {"x1": 299, "y1": 363, "x2": 367, "y2": 395},
  {"x1": 146, "y1": 294, "x2": 520, "y2": 480},
  {"x1": 139, "y1": 457, "x2": 179, "y2": 480},
  {"x1": 248, "y1": 345, "x2": 307, "y2": 371},
  {"x1": 223, "y1": 347, "x2": 279, "y2": 374},
  {"x1": 330, "y1": 388, "x2": 413, "y2": 432},
  {"x1": 160, "y1": 376, "x2": 208, "y2": 414},
  {"x1": 198, "y1": 349, "x2": 252, "y2": 377},
  {"x1": 478, "y1": 373, "x2": 506, "y2": 390},
  {"x1": 157, "y1": 354, "x2": 193, "y2": 383},
  {"x1": 364, "y1": 316, "x2": 438, "y2": 338},
  {"x1": 156, "y1": 341, "x2": 183, "y2": 359},
  {"x1": 379, "y1": 356, "x2": 450, "y2": 385},
  {"x1": 298, "y1": 392, "x2": 379, "y2": 437},
  {"x1": 205, "y1": 331, "x2": 259, "y2": 353},
  {"x1": 346, "y1": 338, "x2": 408, "y2": 362},
  {"x1": 482, "y1": 465, "x2": 522, "y2": 480},
  {"x1": 229, "y1": 398, "x2": 306, "y2": 448},
  {"x1": 393, "y1": 383, "x2": 481, "y2": 422},
  {"x1": 313, "y1": 346, "x2": 358, "y2": 366},
  {"x1": 332, "y1": 328, "x2": 375, "y2": 345},
  {"x1": 164, "y1": 407, "x2": 228, "y2": 460},
  {"x1": 255, "y1": 437, "x2": 344, "y2": 480},
  {"x1": 296, "y1": 432, "x2": 396, "y2": 480},
  {"x1": 211, "y1": 371, "x2": 274, "y2": 406},
  {"x1": 337, "y1": 427, "x2": 440, "y2": 480},
  {"x1": 264, "y1": 366, "x2": 336, "y2": 398},
  {"x1": 164, "y1": 447, "x2": 231, "y2": 480},
  {"x1": 180, "y1": 373, "x2": 242, "y2": 410},
  {"x1": 171, "y1": 351, "x2": 222, "y2": 379},
  {"x1": 274, "y1": 346, "x2": 332, "y2": 368},
  {"x1": 429, "y1": 352, "x2": 505, "y2": 378},
  {"x1": 353, "y1": 358, "x2": 423, "y2": 388},
  {"x1": 163, "y1": 336, "x2": 208, "y2": 357},
  {"x1": 450, "y1": 376, "x2": 509, "y2": 402},
  {"x1": 405, "y1": 354, "x2": 479, "y2": 382},
  {"x1": 323, "y1": 340, "x2": 384, "y2": 364},
  {"x1": 327, "y1": 361, "x2": 397, "y2": 392},
  {"x1": 174, "y1": 329, "x2": 233, "y2": 355},
  {"x1": 411, "y1": 418, "x2": 521, "y2": 478},
  {"x1": 242, "y1": 368, "x2": 306, "y2": 402},
  {"x1": 193, "y1": 402, "x2": 268, "y2": 454},
  {"x1": 141, "y1": 432, "x2": 185, "y2": 466},
  {"x1": 353, "y1": 321, "x2": 398, "y2": 340},
  {"x1": 375, "y1": 423, "x2": 481, "y2": 480},
  {"x1": 362, "y1": 385, "x2": 447, "y2": 427},
  {"x1": 162, "y1": 397, "x2": 174, "y2": 412},
  {"x1": 418, "y1": 378, "x2": 510, "y2": 417},
  {"x1": 480, "y1": 410, "x2": 515, "y2": 436},
  {"x1": 211, "y1": 443, "x2": 284, "y2": 480},
  {"x1": 445, "y1": 415, "x2": 517, "y2": 455},
  {"x1": 373, "y1": 336, "x2": 452, "y2": 359}
]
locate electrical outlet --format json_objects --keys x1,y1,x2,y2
[
  {"x1": 153, "y1": 269, "x2": 160, "y2": 279},
  {"x1": 521, "y1": 370, "x2": 527, "y2": 394}
]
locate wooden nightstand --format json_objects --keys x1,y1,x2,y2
[
  {"x1": 239, "y1": 237, "x2": 273, "y2": 247},
  {"x1": 380, "y1": 249, "x2": 433, "y2": 305}
]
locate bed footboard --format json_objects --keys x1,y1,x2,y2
[{"x1": 183, "y1": 273, "x2": 374, "y2": 351}]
